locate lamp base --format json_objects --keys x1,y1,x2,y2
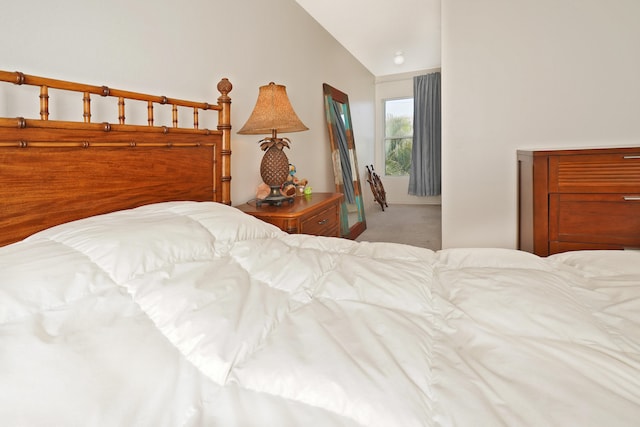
[{"x1": 256, "y1": 185, "x2": 294, "y2": 207}]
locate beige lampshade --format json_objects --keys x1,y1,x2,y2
[{"x1": 238, "y1": 82, "x2": 308, "y2": 135}]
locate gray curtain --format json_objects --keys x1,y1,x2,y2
[{"x1": 408, "y1": 72, "x2": 441, "y2": 196}]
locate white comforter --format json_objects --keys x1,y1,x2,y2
[{"x1": 1, "y1": 201, "x2": 639, "y2": 426}]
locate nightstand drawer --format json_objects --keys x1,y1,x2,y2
[{"x1": 300, "y1": 204, "x2": 339, "y2": 237}]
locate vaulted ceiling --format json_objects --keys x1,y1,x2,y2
[{"x1": 295, "y1": 0, "x2": 441, "y2": 76}]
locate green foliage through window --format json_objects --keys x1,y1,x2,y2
[{"x1": 384, "y1": 98, "x2": 413, "y2": 176}]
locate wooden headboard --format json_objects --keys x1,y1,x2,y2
[{"x1": 0, "y1": 70, "x2": 232, "y2": 247}]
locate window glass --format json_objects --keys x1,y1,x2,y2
[{"x1": 384, "y1": 98, "x2": 413, "y2": 176}]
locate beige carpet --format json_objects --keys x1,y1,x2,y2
[{"x1": 355, "y1": 204, "x2": 442, "y2": 250}]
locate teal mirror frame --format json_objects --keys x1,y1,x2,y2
[{"x1": 323, "y1": 83, "x2": 366, "y2": 239}]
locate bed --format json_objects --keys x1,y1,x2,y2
[{"x1": 1, "y1": 71, "x2": 639, "y2": 427}]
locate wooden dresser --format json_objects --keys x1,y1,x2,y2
[
  {"x1": 518, "y1": 146, "x2": 640, "y2": 256},
  {"x1": 235, "y1": 192, "x2": 343, "y2": 237}
]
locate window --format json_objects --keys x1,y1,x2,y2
[{"x1": 384, "y1": 97, "x2": 413, "y2": 176}]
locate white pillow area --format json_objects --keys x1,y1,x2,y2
[
  {"x1": 165, "y1": 201, "x2": 282, "y2": 242},
  {"x1": 435, "y1": 247, "x2": 553, "y2": 271},
  {"x1": 24, "y1": 201, "x2": 261, "y2": 282},
  {"x1": 548, "y1": 250, "x2": 640, "y2": 278}
]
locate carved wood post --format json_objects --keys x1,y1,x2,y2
[
  {"x1": 118, "y1": 97, "x2": 125, "y2": 124},
  {"x1": 217, "y1": 78, "x2": 232, "y2": 205},
  {"x1": 83, "y1": 92, "x2": 91, "y2": 123},
  {"x1": 147, "y1": 101, "x2": 154, "y2": 126},
  {"x1": 39, "y1": 86, "x2": 49, "y2": 120}
]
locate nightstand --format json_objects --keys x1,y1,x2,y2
[{"x1": 235, "y1": 192, "x2": 343, "y2": 237}]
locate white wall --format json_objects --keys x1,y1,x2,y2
[
  {"x1": 442, "y1": 0, "x2": 640, "y2": 249},
  {"x1": 374, "y1": 69, "x2": 441, "y2": 207},
  {"x1": 0, "y1": 0, "x2": 375, "y2": 206}
]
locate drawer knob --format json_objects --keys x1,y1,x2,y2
[{"x1": 317, "y1": 219, "x2": 329, "y2": 225}]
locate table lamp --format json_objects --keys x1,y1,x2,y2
[{"x1": 238, "y1": 82, "x2": 308, "y2": 206}]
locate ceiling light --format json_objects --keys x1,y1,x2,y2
[{"x1": 393, "y1": 51, "x2": 405, "y2": 65}]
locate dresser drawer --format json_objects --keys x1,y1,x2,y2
[
  {"x1": 549, "y1": 193, "x2": 640, "y2": 248},
  {"x1": 549, "y1": 241, "x2": 625, "y2": 253},
  {"x1": 549, "y1": 152, "x2": 640, "y2": 193},
  {"x1": 300, "y1": 204, "x2": 339, "y2": 237}
]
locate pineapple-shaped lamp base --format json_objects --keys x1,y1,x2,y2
[{"x1": 256, "y1": 139, "x2": 295, "y2": 207}]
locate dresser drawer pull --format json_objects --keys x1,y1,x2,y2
[
  {"x1": 623, "y1": 196, "x2": 640, "y2": 201},
  {"x1": 623, "y1": 155, "x2": 640, "y2": 159},
  {"x1": 317, "y1": 219, "x2": 329, "y2": 225}
]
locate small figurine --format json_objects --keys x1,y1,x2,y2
[{"x1": 282, "y1": 163, "x2": 308, "y2": 196}]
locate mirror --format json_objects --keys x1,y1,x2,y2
[{"x1": 323, "y1": 83, "x2": 366, "y2": 239}]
